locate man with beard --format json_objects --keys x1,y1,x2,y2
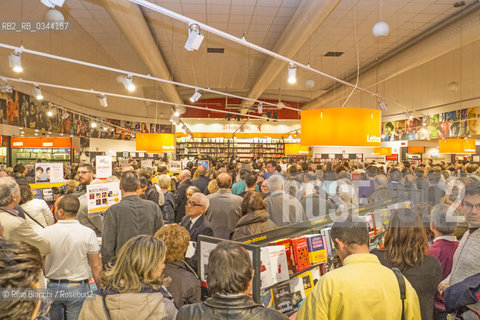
[{"x1": 71, "y1": 164, "x2": 103, "y2": 236}]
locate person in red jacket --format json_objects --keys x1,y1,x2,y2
[{"x1": 429, "y1": 204, "x2": 459, "y2": 320}]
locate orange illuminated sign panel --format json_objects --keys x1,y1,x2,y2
[
  {"x1": 285, "y1": 144, "x2": 309, "y2": 155},
  {"x1": 373, "y1": 147, "x2": 392, "y2": 155},
  {"x1": 301, "y1": 108, "x2": 381, "y2": 147},
  {"x1": 408, "y1": 147, "x2": 425, "y2": 153},
  {"x1": 439, "y1": 139, "x2": 476, "y2": 154},
  {"x1": 10, "y1": 138, "x2": 71, "y2": 148},
  {"x1": 136, "y1": 133, "x2": 175, "y2": 153}
]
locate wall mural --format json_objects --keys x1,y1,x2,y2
[
  {"x1": 382, "y1": 107, "x2": 478, "y2": 141},
  {"x1": 0, "y1": 89, "x2": 173, "y2": 141}
]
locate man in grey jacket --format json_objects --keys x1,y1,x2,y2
[
  {"x1": 101, "y1": 171, "x2": 163, "y2": 267},
  {"x1": 439, "y1": 182, "x2": 480, "y2": 319},
  {"x1": 265, "y1": 175, "x2": 306, "y2": 227},
  {"x1": 206, "y1": 173, "x2": 242, "y2": 240}
]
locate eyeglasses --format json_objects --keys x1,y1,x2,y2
[
  {"x1": 77, "y1": 170, "x2": 91, "y2": 175},
  {"x1": 463, "y1": 201, "x2": 480, "y2": 211},
  {"x1": 187, "y1": 201, "x2": 202, "y2": 207}
]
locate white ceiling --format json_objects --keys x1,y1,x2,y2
[{"x1": 0, "y1": 0, "x2": 478, "y2": 120}]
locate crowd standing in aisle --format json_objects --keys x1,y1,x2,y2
[{"x1": 1, "y1": 156, "x2": 480, "y2": 319}]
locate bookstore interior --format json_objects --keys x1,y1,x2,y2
[{"x1": 2, "y1": 0, "x2": 480, "y2": 319}]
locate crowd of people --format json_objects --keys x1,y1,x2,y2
[{"x1": 0, "y1": 156, "x2": 479, "y2": 319}]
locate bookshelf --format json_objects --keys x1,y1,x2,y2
[
  {"x1": 197, "y1": 194, "x2": 418, "y2": 316},
  {"x1": 176, "y1": 137, "x2": 286, "y2": 160}
]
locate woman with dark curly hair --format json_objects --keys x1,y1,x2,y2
[{"x1": 371, "y1": 209, "x2": 442, "y2": 320}]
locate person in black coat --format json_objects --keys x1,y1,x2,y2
[
  {"x1": 176, "y1": 241, "x2": 287, "y2": 320},
  {"x1": 371, "y1": 208, "x2": 442, "y2": 320},
  {"x1": 155, "y1": 224, "x2": 201, "y2": 309},
  {"x1": 174, "y1": 170, "x2": 193, "y2": 223}
]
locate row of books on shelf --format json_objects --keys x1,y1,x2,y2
[
  {"x1": 259, "y1": 215, "x2": 378, "y2": 314},
  {"x1": 176, "y1": 137, "x2": 287, "y2": 143}
]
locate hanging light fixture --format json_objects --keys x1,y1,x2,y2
[
  {"x1": 123, "y1": 74, "x2": 135, "y2": 92},
  {"x1": 258, "y1": 103, "x2": 263, "y2": 114},
  {"x1": 98, "y1": 94, "x2": 108, "y2": 107},
  {"x1": 184, "y1": 24, "x2": 204, "y2": 51},
  {"x1": 189, "y1": 89, "x2": 201, "y2": 103},
  {"x1": 33, "y1": 85, "x2": 44, "y2": 100},
  {"x1": 287, "y1": 63, "x2": 297, "y2": 84},
  {"x1": 9, "y1": 50, "x2": 23, "y2": 73}
]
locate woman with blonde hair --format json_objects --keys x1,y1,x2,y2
[
  {"x1": 371, "y1": 209, "x2": 442, "y2": 320},
  {"x1": 79, "y1": 235, "x2": 177, "y2": 320}
]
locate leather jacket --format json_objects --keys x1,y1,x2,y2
[{"x1": 176, "y1": 294, "x2": 288, "y2": 320}]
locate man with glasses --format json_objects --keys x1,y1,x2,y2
[
  {"x1": 181, "y1": 192, "x2": 213, "y2": 273},
  {"x1": 72, "y1": 164, "x2": 103, "y2": 236},
  {"x1": 439, "y1": 182, "x2": 480, "y2": 319}
]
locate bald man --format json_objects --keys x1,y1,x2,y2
[
  {"x1": 174, "y1": 170, "x2": 194, "y2": 223},
  {"x1": 206, "y1": 173, "x2": 242, "y2": 239},
  {"x1": 368, "y1": 174, "x2": 389, "y2": 205}
]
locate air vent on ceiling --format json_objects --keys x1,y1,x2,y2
[
  {"x1": 324, "y1": 51, "x2": 344, "y2": 57},
  {"x1": 207, "y1": 48, "x2": 224, "y2": 53}
]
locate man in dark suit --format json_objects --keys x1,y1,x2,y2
[
  {"x1": 192, "y1": 165, "x2": 210, "y2": 195},
  {"x1": 180, "y1": 192, "x2": 213, "y2": 272},
  {"x1": 174, "y1": 170, "x2": 193, "y2": 223}
]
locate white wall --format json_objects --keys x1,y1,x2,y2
[
  {"x1": 311, "y1": 146, "x2": 378, "y2": 159},
  {"x1": 88, "y1": 138, "x2": 137, "y2": 153}
]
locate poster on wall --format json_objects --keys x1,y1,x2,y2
[
  {"x1": 34, "y1": 163, "x2": 64, "y2": 183},
  {"x1": 86, "y1": 182, "x2": 122, "y2": 214},
  {"x1": 169, "y1": 161, "x2": 182, "y2": 173},
  {"x1": 96, "y1": 156, "x2": 112, "y2": 179},
  {"x1": 141, "y1": 160, "x2": 153, "y2": 169}
]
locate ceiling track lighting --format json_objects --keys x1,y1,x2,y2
[
  {"x1": 9, "y1": 50, "x2": 23, "y2": 73},
  {"x1": 33, "y1": 85, "x2": 44, "y2": 101},
  {"x1": 287, "y1": 63, "x2": 297, "y2": 84},
  {"x1": 40, "y1": 0, "x2": 66, "y2": 8},
  {"x1": 171, "y1": 106, "x2": 180, "y2": 117},
  {"x1": 123, "y1": 74, "x2": 135, "y2": 92},
  {"x1": 184, "y1": 23, "x2": 204, "y2": 51},
  {"x1": 189, "y1": 89, "x2": 201, "y2": 103},
  {"x1": 378, "y1": 100, "x2": 387, "y2": 111},
  {"x1": 91, "y1": 122, "x2": 97, "y2": 128},
  {"x1": 258, "y1": 102, "x2": 263, "y2": 114},
  {"x1": 98, "y1": 94, "x2": 108, "y2": 107}
]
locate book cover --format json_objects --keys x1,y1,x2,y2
[
  {"x1": 271, "y1": 283, "x2": 293, "y2": 313},
  {"x1": 311, "y1": 266, "x2": 321, "y2": 287},
  {"x1": 288, "y1": 277, "x2": 305, "y2": 309},
  {"x1": 290, "y1": 237, "x2": 311, "y2": 272},
  {"x1": 304, "y1": 234, "x2": 327, "y2": 264},
  {"x1": 260, "y1": 246, "x2": 289, "y2": 289},
  {"x1": 296, "y1": 270, "x2": 313, "y2": 297},
  {"x1": 363, "y1": 212, "x2": 377, "y2": 238},
  {"x1": 321, "y1": 227, "x2": 336, "y2": 257},
  {"x1": 270, "y1": 238, "x2": 295, "y2": 274},
  {"x1": 260, "y1": 289, "x2": 273, "y2": 309}
]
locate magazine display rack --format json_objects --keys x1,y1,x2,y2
[{"x1": 197, "y1": 193, "x2": 420, "y2": 315}]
